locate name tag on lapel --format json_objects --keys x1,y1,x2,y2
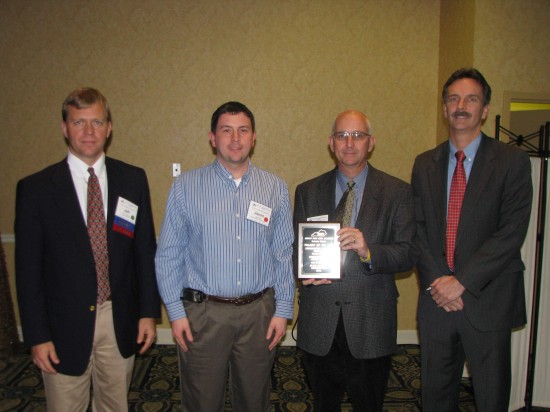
[{"x1": 113, "y1": 197, "x2": 138, "y2": 238}]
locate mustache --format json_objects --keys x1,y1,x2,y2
[{"x1": 452, "y1": 111, "x2": 471, "y2": 118}]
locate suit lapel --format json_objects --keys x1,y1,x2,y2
[
  {"x1": 456, "y1": 135, "x2": 496, "y2": 242},
  {"x1": 357, "y1": 165, "x2": 381, "y2": 237},
  {"x1": 105, "y1": 158, "x2": 123, "y2": 251},
  {"x1": 427, "y1": 143, "x2": 450, "y2": 249},
  {"x1": 51, "y1": 160, "x2": 95, "y2": 261},
  {"x1": 316, "y1": 169, "x2": 338, "y2": 219}
]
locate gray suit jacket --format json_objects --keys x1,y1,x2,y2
[
  {"x1": 293, "y1": 165, "x2": 415, "y2": 358},
  {"x1": 412, "y1": 134, "x2": 532, "y2": 331}
]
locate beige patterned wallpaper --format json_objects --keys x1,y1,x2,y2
[
  {"x1": 1, "y1": 0, "x2": 549, "y2": 334},
  {"x1": 474, "y1": 0, "x2": 550, "y2": 121},
  {"x1": 438, "y1": 0, "x2": 476, "y2": 143}
]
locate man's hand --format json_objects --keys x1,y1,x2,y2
[
  {"x1": 302, "y1": 278, "x2": 332, "y2": 286},
  {"x1": 338, "y1": 227, "x2": 370, "y2": 260},
  {"x1": 266, "y1": 317, "x2": 288, "y2": 351},
  {"x1": 171, "y1": 317, "x2": 194, "y2": 352},
  {"x1": 137, "y1": 318, "x2": 157, "y2": 354},
  {"x1": 430, "y1": 276, "x2": 466, "y2": 307},
  {"x1": 31, "y1": 341, "x2": 60, "y2": 374},
  {"x1": 442, "y1": 297, "x2": 464, "y2": 312}
]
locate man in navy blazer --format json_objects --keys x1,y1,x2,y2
[
  {"x1": 293, "y1": 110, "x2": 415, "y2": 411},
  {"x1": 15, "y1": 87, "x2": 160, "y2": 411},
  {"x1": 412, "y1": 69, "x2": 532, "y2": 411}
]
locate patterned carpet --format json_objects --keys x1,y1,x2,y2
[{"x1": 0, "y1": 344, "x2": 477, "y2": 411}]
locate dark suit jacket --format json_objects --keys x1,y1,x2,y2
[
  {"x1": 15, "y1": 157, "x2": 161, "y2": 376},
  {"x1": 293, "y1": 165, "x2": 415, "y2": 359},
  {"x1": 412, "y1": 134, "x2": 532, "y2": 331}
]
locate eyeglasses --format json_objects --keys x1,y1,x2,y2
[{"x1": 332, "y1": 131, "x2": 371, "y2": 141}]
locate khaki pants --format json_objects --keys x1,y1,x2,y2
[{"x1": 42, "y1": 301, "x2": 134, "y2": 412}]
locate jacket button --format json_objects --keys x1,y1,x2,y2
[
  {"x1": 89, "y1": 305, "x2": 96, "y2": 311},
  {"x1": 335, "y1": 301, "x2": 341, "y2": 306}
]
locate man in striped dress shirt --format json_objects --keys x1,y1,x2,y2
[{"x1": 155, "y1": 101, "x2": 295, "y2": 412}]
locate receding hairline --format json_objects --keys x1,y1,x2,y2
[{"x1": 332, "y1": 110, "x2": 372, "y2": 134}]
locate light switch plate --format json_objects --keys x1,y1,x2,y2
[{"x1": 172, "y1": 163, "x2": 181, "y2": 177}]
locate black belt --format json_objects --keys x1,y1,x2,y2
[{"x1": 182, "y1": 288, "x2": 269, "y2": 306}]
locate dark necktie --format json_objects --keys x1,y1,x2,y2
[
  {"x1": 87, "y1": 167, "x2": 111, "y2": 304},
  {"x1": 446, "y1": 151, "x2": 466, "y2": 271},
  {"x1": 334, "y1": 180, "x2": 356, "y2": 227}
]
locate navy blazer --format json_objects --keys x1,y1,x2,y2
[
  {"x1": 15, "y1": 157, "x2": 160, "y2": 375},
  {"x1": 412, "y1": 134, "x2": 532, "y2": 331},
  {"x1": 293, "y1": 165, "x2": 415, "y2": 359}
]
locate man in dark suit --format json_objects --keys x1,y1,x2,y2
[
  {"x1": 293, "y1": 110, "x2": 415, "y2": 411},
  {"x1": 15, "y1": 87, "x2": 160, "y2": 411},
  {"x1": 412, "y1": 68, "x2": 532, "y2": 411}
]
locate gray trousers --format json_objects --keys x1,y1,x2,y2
[
  {"x1": 178, "y1": 289, "x2": 276, "y2": 412},
  {"x1": 419, "y1": 310, "x2": 512, "y2": 412}
]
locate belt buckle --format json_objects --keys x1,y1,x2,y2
[{"x1": 190, "y1": 290, "x2": 206, "y2": 303}]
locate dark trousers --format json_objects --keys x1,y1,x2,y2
[
  {"x1": 302, "y1": 312, "x2": 392, "y2": 412},
  {"x1": 419, "y1": 310, "x2": 512, "y2": 412}
]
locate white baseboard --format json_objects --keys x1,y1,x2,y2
[
  {"x1": 21, "y1": 326, "x2": 471, "y2": 377},
  {"x1": 156, "y1": 327, "x2": 175, "y2": 344},
  {"x1": 19, "y1": 325, "x2": 420, "y2": 348},
  {"x1": 1, "y1": 233, "x2": 15, "y2": 243},
  {"x1": 136, "y1": 329, "x2": 477, "y2": 379},
  {"x1": 17, "y1": 326, "x2": 418, "y2": 346},
  {"x1": 155, "y1": 328, "x2": 420, "y2": 346},
  {"x1": 155, "y1": 327, "x2": 299, "y2": 345},
  {"x1": 397, "y1": 329, "x2": 419, "y2": 345}
]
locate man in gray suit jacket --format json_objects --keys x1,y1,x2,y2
[
  {"x1": 412, "y1": 68, "x2": 532, "y2": 411},
  {"x1": 293, "y1": 110, "x2": 415, "y2": 411}
]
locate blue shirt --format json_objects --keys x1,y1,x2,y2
[
  {"x1": 155, "y1": 159, "x2": 295, "y2": 321},
  {"x1": 447, "y1": 134, "x2": 481, "y2": 203}
]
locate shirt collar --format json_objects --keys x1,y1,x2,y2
[
  {"x1": 336, "y1": 163, "x2": 369, "y2": 191},
  {"x1": 213, "y1": 159, "x2": 253, "y2": 185},
  {"x1": 67, "y1": 152, "x2": 106, "y2": 179},
  {"x1": 449, "y1": 133, "x2": 482, "y2": 161}
]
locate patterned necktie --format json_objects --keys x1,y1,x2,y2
[
  {"x1": 446, "y1": 151, "x2": 467, "y2": 271},
  {"x1": 87, "y1": 167, "x2": 111, "y2": 304},
  {"x1": 334, "y1": 180, "x2": 356, "y2": 228}
]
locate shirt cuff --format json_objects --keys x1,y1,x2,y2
[
  {"x1": 165, "y1": 300, "x2": 187, "y2": 322},
  {"x1": 359, "y1": 249, "x2": 371, "y2": 263},
  {"x1": 274, "y1": 299, "x2": 294, "y2": 320}
]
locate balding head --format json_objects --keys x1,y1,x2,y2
[
  {"x1": 329, "y1": 110, "x2": 376, "y2": 179},
  {"x1": 332, "y1": 110, "x2": 372, "y2": 135}
]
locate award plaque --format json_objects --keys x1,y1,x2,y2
[{"x1": 298, "y1": 222, "x2": 341, "y2": 279}]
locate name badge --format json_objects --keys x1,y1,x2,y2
[
  {"x1": 113, "y1": 197, "x2": 138, "y2": 238},
  {"x1": 246, "y1": 201, "x2": 272, "y2": 227},
  {"x1": 307, "y1": 215, "x2": 329, "y2": 222}
]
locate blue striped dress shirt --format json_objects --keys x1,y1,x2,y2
[{"x1": 155, "y1": 159, "x2": 295, "y2": 321}]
